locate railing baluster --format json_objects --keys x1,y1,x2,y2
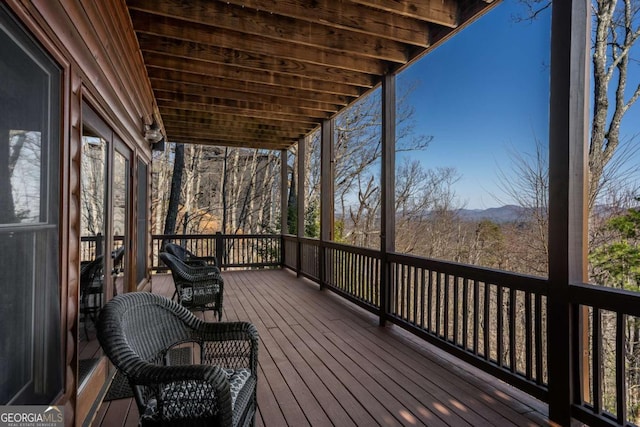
[
  {"x1": 400, "y1": 263, "x2": 405, "y2": 318},
  {"x1": 509, "y1": 289, "x2": 516, "y2": 372},
  {"x1": 593, "y1": 307, "x2": 602, "y2": 415},
  {"x1": 413, "y1": 266, "x2": 419, "y2": 326},
  {"x1": 525, "y1": 291, "x2": 533, "y2": 380},
  {"x1": 535, "y1": 293, "x2": 543, "y2": 384},
  {"x1": 463, "y1": 277, "x2": 469, "y2": 350},
  {"x1": 616, "y1": 313, "x2": 627, "y2": 425},
  {"x1": 453, "y1": 275, "x2": 459, "y2": 345},
  {"x1": 405, "y1": 264, "x2": 410, "y2": 321},
  {"x1": 436, "y1": 272, "x2": 442, "y2": 337},
  {"x1": 444, "y1": 274, "x2": 450, "y2": 341},
  {"x1": 497, "y1": 285, "x2": 504, "y2": 366},
  {"x1": 484, "y1": 282, "x2": 490, "y2": 360},
  {"x1": 427, "y1": 270, "x2": 433, "y2": 332},
  {"x1": 473, "y1": 279, "x2": 479, "y2": 355},
  {"x1": 420, "y1": 269, "x2": 426, "y2": 329}
]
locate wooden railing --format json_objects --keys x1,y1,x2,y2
[
  {"x1": 569, "y1": 284, "x2": 640, "y2": 426},
  {"x1": 283, "y1": 234, "x2": 640, "y2": 426},
  {"x1": 387, "y1": 252, "x2": 548, "y2": 401},
  {"x1": 80, "y1": 234, "x2": 124, "y2": 262},
  {"x1": 150, "y1": 233, "x2": 281, "y2": 271}
]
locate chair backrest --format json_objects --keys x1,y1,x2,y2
[
  {"x1": 159, "y1": 251, "x2": 188, "y2": 277},
  {"x1": 97, "y1": 292, "x2": 198, "y2": 370},
  {"x1": 164, "y1": 242, "x2": 191, "y2": 261},
  {"x1": 80, "y1": 255, "x2": 104, "y2": 290},
  {"x1": 164, "y1": 242, "x2": 216, "y2": 266}
]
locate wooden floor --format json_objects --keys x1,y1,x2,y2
[{"x1": 94, "y1": 269, "x2": 552, "y2": 426}]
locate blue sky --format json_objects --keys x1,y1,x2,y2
[{"x1": 397, "y1": 1, "x2": 640, "y2": 209}]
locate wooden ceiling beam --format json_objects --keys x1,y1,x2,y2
[
  {"x1": 169, "y1": 129, "x2": 299, "y2": 144},
  {"x1": 128, "y1": 10, "x2": 398, "y2": 73},
  {"x1": 161, "y1": 113, "x2": 316, "y2": 134},
  {"x1": 169, "y1": 135, "x2": 294, "y2": 150},
  {"x1": 127, "y1": 0, "x2": 409, "y2": 63},
  {"x1": 168, "y1": 128, "x2": 304, "y2": 143},
  {"x1": 151, "y1": 80, "x2": 341, "y2": 113},
  {"x1": 154, "y1": 90, "x2": 331, "y2": 119},
  {"x1": 169, "y1": 119, "x2": 311, "y2": 136},
  {"x1": 146, "y1": 67, "x2": 354, "y2": 105},
  {"x1": 168, "y1": 119, "x2": 313, "y2": 136},
  {"x1": 220, "y1": 0, "x2": 434, "y2": 44},
  {"x1": 136, "y1": 34, "x2": 378, "y2": 86},
  {"x1": 157, "y1": 101, "x2": 323, "y2": 125},
  {"x1": 159, "y1": 108, "x2": 320, "y2": 127},
  {"x1": 350, "y1": 0, "x2": 459, "y2": 28},
  {"x1": 143, "y1": 53, "x2": 366, "y2": 97}
]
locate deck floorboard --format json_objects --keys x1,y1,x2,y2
[{"x1": 95, "y1": 269, "x2": 551, "y2": 426}]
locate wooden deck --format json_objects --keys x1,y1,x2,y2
[{"x1": 94, "y1": 269, "x2": 552, "y2": 426}]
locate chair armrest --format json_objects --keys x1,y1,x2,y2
[
  {"x1": 192, "y1": 322, "x2": 259, "y2": 372},
  {"x1": 171, "y1": 263, "x2": 222, "y2": 284},
  {"x1": 193, "y1": 321, "x2": 258, "y2": 343},
  {"x1": 131, "y1": 362, "x2": 235, "y2": 423},
  {"x1": 131, "y1": 360, "x2": 227, "y2": 387},
  {"x1": 184, "y1": 259, "x2": 209, "y2": 267}
]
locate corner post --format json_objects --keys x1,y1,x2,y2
[
  {"x1": 297, "y1": 137, "x2": 306, "y2": 276},
  {"x1": 380, "y1": 73, "x2": 396, "y2": 326},
  {"x1": 215, "y1": 231, "x2": 224, "y2": 269},
  {"x1": 547, "y1": 0, "x2": 589, "y2": 423},
  {"x1": 320, "y1": 119, "x2": 334, "y2": 289},
  {"x1": 280, "y1": 149, "x2": 288, "y2": 267}
]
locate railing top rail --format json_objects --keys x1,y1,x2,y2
[
  {"x1": 388, "y1": 252, "x2": 548, "y2": 294},
  {"x1": 298, "y1": 237, "x2": 321, "y2": 246},
  {"x1": 152, "y1": 233, "x2": 280, "y2": 240},
  {"x1": 323, "y1": 240, "x2": 382, "y2": 259},
  {"x1": 570, "y1": 282, "x2": 640, "y2": 317}
]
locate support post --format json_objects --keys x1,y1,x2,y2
[
  {"x1": 297, "y1": 137, "x2": 306, "y2": 276},
  {"x1": 380, "y1": 73, "x2": 396, "y2": 327},
  {"x1": 215, "y1": 231, "x2": 224, "y2": 269},
  {"x1": 320, "y1": 119, "x2": 334, "y2": 289},
  {"x1": 547, "y1": 0, "x2": 589, "y2": 424},
  {"x1": 280, "y1": 149, "x2": 288, "y2": 266}
]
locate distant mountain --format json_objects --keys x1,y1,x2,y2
[{"x1": 455, "y1": 205, "x2": 528, "y2": 223}]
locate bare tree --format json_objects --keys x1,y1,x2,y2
[
  {"x1": 163, "y1": 143, "x2": 184, "y2": 240},
  {"x1": 519, "y1": 0, "x2": 640, "y2": 207}
]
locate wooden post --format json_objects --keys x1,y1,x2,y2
[
  {"x1": 320, "y1": 119, "x2": 334, "y2": 289},
  {"x1": 280, "y1": 149, "x2": 288, "y2": 266},
  {"x1": 547, "y1": 0, "x2": 589, "y2": 424},
  {"x1": 215, "y1": 231, "x2": 224, "y2": 269},
  {"x1": 297, "y1": 137, "x2": 306, "y2": 276},
  {"x1": 380, "y1": 73, "x2": 396, "y2": 327}
]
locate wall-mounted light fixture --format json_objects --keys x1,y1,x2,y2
[
  {"x1": 144, "y1": 121, "x2": 163, "y2": 143},
  {"x1": 144, "y1": 117, "x2": 165, "y2": 152}
]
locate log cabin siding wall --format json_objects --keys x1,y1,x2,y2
[{"x1": 5, "y1": 2, "x2": 156, "y2": 425}]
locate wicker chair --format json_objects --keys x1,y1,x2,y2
[
  {"x1": 164, "y1": 242, "x2": 215, "y2": 267},
  {"x1": 97, "y1": 292, "x2": 258, "y2": 427},
  {"x1": 159, "y1": 251, "x2": 224, "y2": 320}
]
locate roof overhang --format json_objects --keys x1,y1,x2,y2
[{"x1": 126, "y1": 0, "x2": 499, "y2": 150}]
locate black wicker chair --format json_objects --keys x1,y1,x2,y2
[
  {"x1": 79, "y1": 255, "x2": 104, "y2": 337},
  {"x1": 97, "y1": 292, "x2": 258, "y2": 427},
  {"x1": 164, "y1": 242, "x2": 216, "y2": 267},
  {"x1": 159, "y1": 252, "x2": 224, "y2": 320}
]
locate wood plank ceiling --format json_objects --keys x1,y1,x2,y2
[{"x1": 125, "y1": 0, "x2": 497, "y2": 150}]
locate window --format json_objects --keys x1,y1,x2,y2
[{"x1": 0, "y1": 4, "x2": 62, "y2": 404}]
